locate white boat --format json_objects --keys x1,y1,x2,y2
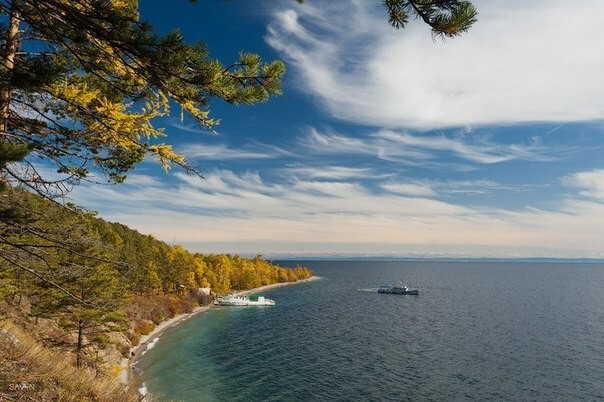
[
  {"x1": 214, "y1": 295, "x2": 248, "y2": 306},
  {"x1": 214, "y1": 294, "x2": 275, "y2": 306}
]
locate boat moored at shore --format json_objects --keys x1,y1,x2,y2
[
  {"x1": 377, "y1": 282, "x2": 419, "y2": 295},
  {"x1": 214, "y1": 294, "x2": 276, "y2": 306}
]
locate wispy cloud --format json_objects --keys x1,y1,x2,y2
[
  {"x1": 67, "y1": 169, "x2": 604, "y2": 257},
  {"x1": 382, "y1": 179, "x2": 539, "y2": 197},
  {"x1": 381, "y1": 183, "x2": 437, "y2": 197},
  {"x1": 300, "y1": 127, "x2": 558, "y2": 166},
  {"x1": 266, "y1": 0, "x2": 604, "y2": 130},
  {"x1": 281, "y1": 165, "x2": 388, "y2": 180},
  {"x1": 179, "y1": 143, "x2": 290, "y2": 160},
  {"x1": 168, "y1": 119, "x2": 206, "y2": 134}
]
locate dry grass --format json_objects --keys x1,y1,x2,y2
[{"x1": 0, "y1": 320, "x2": 139, "y2": 401}]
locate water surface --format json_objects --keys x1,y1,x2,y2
[{"x1": 138, "y1": 261, "x2": 604, "y2": 400}]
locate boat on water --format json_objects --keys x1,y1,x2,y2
[
  {"x1": 377, "y1": 282, "x2": 419, "y2": 295},
  {"x1": 214, "y1": 294, "x2": 276, "y2": 306}
]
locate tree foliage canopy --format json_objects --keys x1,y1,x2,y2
[
  {"x1": 295, "y1": 0, "x2": 478, "y2": 38},
  {"x1": 382, "y1": 0, "x2": 477, "y2": 37},
  {"x1": 0, "y1": 0, "x2": 286, "y2": 195}
]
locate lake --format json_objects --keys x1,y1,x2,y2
[{"x1": 138, "y1": 260, "x2": 604, "y2": 401}]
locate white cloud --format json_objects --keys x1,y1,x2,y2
[
  {"x1": 179, "y1": 143, "x2": 290, "y2": 160},
  {"x1": 432, "y1": 180, "x2": 534, "y2": 195},
  {"x1": 381, "y1": 183, "x2": 436, "y2": 197},
  {"x1": 281, "y1": 165, "x2": 381, "y2": 180},
  {"x1": 562, "y1": 169, "x2": 604, "y2": 202},
  {"x1": 67, "y1": 169, "x2": 604, "y2": 258},
  {"x1": 299, "y1": 127, "x2": 557, "y2": 166},
  {"x1": 266, "y1": 0, "x2": 604, "y2": 129},
  {"x1": 291, "y1": 180, "x2": 365, "y2": 198},
  {"x1": 123, "y1": 174, "x2": 162, "y2": 186},
  {"x1": 382, "y1": 179, "x2": 537, "y2": 198}
]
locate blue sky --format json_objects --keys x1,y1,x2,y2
[{"x1": 70, "y1": 0, "x2": 604, "y2": 258}]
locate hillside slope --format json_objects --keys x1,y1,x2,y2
[{"x1": 0, "y1": 188, "x2": 312, "y2": 400}]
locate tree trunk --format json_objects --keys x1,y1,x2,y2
[
  {"x1": 0, "y1": 1, "x2": 20, "y2": 136},
  {"x1": 76, "y1": 319, "x2": 84, "y2": 368}
]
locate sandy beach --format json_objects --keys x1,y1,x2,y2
[{"x1": 121, "y1": 276, "x2": 320, "y2": 389}]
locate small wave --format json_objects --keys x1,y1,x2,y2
[
  {"x1": 146, "y1": 337, "x2": 160, "y2": 351},
  {"x1": 356, "y1": 288, "x2": 379, "y2": 293}
]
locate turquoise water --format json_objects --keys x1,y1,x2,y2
[{"x1": 138, "y1": 261, "x2": 604, "y2": 400}]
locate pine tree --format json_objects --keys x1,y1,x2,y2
[
  {"x1": 0, "y1": 0, "x2": 286, "y2": 196},
  {"x1": 295, "y1": 0, "x2": 477, "y2": 38},
  {"x1": 384, "y1": 1, "x2": 478, "y2": 38},
  {"x1": 54, "y1": 260, "x2": 127, "y2": 368}
]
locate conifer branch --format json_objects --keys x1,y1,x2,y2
[{"x1": 0, "y1": 252, "x2": 94, "y2": 307}]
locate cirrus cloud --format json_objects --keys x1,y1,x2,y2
[
  {"x1": 67, "y1": 168, "x2": 604, "y2": 258},
  {"x1": 266, "y1": 0, "x2": 604, "y2": 130}
]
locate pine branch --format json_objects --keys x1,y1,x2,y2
[{"x1": 0, "y1": 252, "x2": 95, "y2": 307}]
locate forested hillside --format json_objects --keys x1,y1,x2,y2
[
  {"x1": 0, "y1": 188, "x2": 311, "y2": 398},
  {"x1": 92, "y1": 218, "x2": 312, "y2": 296},
  {"x1": 1, "y1": 187, "x2": 312, "y2": 301}
]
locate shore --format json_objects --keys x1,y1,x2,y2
[{"x1": 121, "y1": 276, "x2": 320, "y2": 389}]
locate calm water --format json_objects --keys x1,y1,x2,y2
[{"x1": 138, "y1": 261, "x2": 604, "y2": 401}]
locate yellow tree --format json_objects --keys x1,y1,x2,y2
[
  {"x1": 0, "y1": 0, "x2": 286, "y2": 196},
  {"x1": 192, "y1": 256, "x2": 207, "y2": 288}
]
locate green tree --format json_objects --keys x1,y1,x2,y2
[
  {"x1": 0, "y1": 0, "x2": 286, "y2": 195},
  {"x1": 294, "y1": 1, "x2": 477, "y2": 38},
  {"x1": 0, "y1": 187, "x2": 101, "y2": 304},
  {"x1": 55, "y1": 260, "x2": 127, "y2": 368},
  {"x1": 382, "y1": 0, "x2": 477, "y2": 37}
]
